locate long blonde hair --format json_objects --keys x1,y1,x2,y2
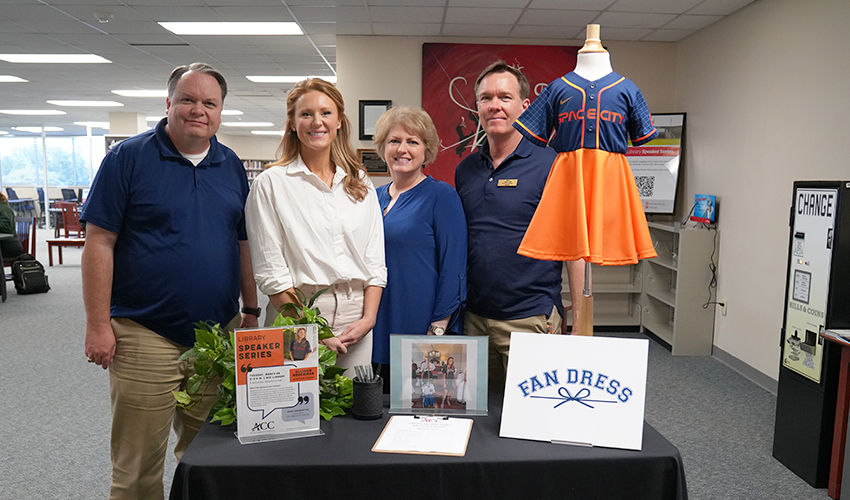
[{"x1": 269, "y1": 78, "x2": 369, "y2": 201}]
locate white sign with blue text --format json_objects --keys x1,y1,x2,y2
[{"x1": 500, "y1": 333, "x2": 649, "y2": 450}]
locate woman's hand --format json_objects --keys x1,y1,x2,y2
[
  {"x1": 337, "y1": 317, "x2": 374, "y2": 347},
  {"x1": 322, "y1": 336, "x2": 348, "y2": 354}
]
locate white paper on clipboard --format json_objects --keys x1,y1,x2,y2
[{"x1": 372, "y1": 415, "x2": 473, "y2": 456}]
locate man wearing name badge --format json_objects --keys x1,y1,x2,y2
[
  {"x1": 455, "y1": 60, "x2": 585, "y2": 392},
  {"x1": 81, "y1": 62, "x2": 259, "y2": 500}
]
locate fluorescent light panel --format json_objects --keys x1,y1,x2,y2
[
  {"x1": 112, "y1": 89, "x2": 167, "y2": 97},
  {"x1": 222, "y1": 110, "x2": 243, "y2": 116},
  {"x1": 159, "y1": 22, "x2": 302, "y2": 36},
  {"x1": 48, "y1": 100, "x2": 123, "y2": 107},
  {"x1": 222, "y1": 122, "x2": 275, "y2": 127},
  {"x1": 0, "y1": 54, "x2": 110, "y2": 64},
  {"x1": 247, "y1": 75, "x2": 337, "y2": 84},
  {"x1": 0, "y1": 109, "x2": 66, "y2": 115},
  {"x1": 13, "y1": 126, "x2": 64, "y2": 132},
  {"x1": 0, "y1": 75, "x2": 27, "y2": 83}
]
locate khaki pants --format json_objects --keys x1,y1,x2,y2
[
  {"x1": 264, "y1": 282, "x2": 372, "y2": 379},
  {"x1": 464, "y1": 306, "x2": 562, "y2": 393},
  {"x1": 108, "y1": 315, "x2": 238, "y2": 500}
]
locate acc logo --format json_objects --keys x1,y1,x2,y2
[{"x1": 251, "y1": 421, "x2": 275, "y2": 432}]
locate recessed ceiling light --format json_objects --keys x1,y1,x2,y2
[
  {"x1": 0, "y1": 131, "x2": 9, "y2": 135},
  {"x1": 48, "y1": 100, "x2": 124, "y2": 107},
  {"x1": 159, "y1": 22, "x2": 302, "y2": 36},
  {"x1": 251, "y1": 130, "x2": 286, "y2": 136},
  {"x1": 247, "y1": 75, "x2": 337, "y2": 84},
  {"x1": 74, "y1": 121, "x2": 111, "y2": 129},
  {"x1": 222, "y1": 122, "x2": 275, "y2": 127},
  {"x1": 0, "y1": 109, "x2": 66, "y2": 115},
  {"x1": 0, "y1": 75, "x2": 27, "y2": 83},
  {"x1": 221, "y1": 110, "x2": 243, "y2": 116},
  {"x1": 0, "y1": 54, "x2": 110, "y2": 64},
  {"x1": 13, "y1": 126, "x2": 64, "y2": 133},
  {"x1": 112, "y1": 89, "x2": 167, "y2": 97}
]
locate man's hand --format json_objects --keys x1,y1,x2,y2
[
  {"x1": 85, "y1": 323, "x2": 116, "y2": 369},
  {"x1": 240, "y1": 313, "x2": 259, "y2": 329}
]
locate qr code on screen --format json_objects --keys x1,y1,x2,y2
[{"x1": 634, "y1": 175, "x2": 655, "y2": 197}]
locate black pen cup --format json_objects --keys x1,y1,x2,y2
[{"x1": 352, "y1": 376, "x2": 383, "y2": 420}]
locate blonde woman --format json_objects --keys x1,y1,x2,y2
[
  {"x1": 245, "y1": 78, "x2": 386, "y2": 375},
  {"x1": 371, "y1": 106, "x2": 467, "y2": 386}
]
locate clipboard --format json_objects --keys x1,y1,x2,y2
[{"x1": 371, "y1": 415, "x2": 473, "y2": 456}]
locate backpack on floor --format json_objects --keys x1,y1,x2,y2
[{"x1": 11, "y1": 254, "x2": 50, "y2": 294}]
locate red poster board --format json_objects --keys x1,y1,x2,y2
[{"x1": 421, "y1": 43, "x2": 578, "y2": 184}]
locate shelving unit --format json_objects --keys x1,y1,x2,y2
[
  {"x1": 562, "y1": 262, "x2": 643, "y2": 328},
  {"x1": 242, "y1": 159, "x2": 270, "y2": 183},
  {"x1": 560, "y1": 221, "x2": 719, "y2": 356},
  {"x1": 640, "y1": 221, "x2": 719, "y2": 355}
]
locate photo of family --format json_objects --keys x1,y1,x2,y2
[{"x1": 390, "y1": 335, "x2": 488, "y2": 415}]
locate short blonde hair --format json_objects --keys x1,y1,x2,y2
[{"x1": 373, "y1": 106, "x2": 439, "y2": 166}]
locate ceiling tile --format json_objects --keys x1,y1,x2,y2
[
  {"x1": 368, "y1": 0, "x2": 446, "y2": 5},
  {"x1": 449, "y1": 0, "x2": 529, "y2": 7},
  {"x1": 596, "y1": 11, "x2": 676, "y2": 29},
  {"x1": 593, "y1": 26, "x2": 654, "y2": 40},
  {"x1": 441, "y1": 24, "x2": 513, "y2": 37},
  {"x1": 372, "y1": 23, "x2": 443, "y2": 36},
  {"x1": 528, "y1": 0, "x2": 616, "y2": 9},
  {"x1": 445, "y1": 7, "x2": 522, "y2": 25},
  {"x1": 508, "y1": 25, "x2": 586, "y2": 39},
  {"x1": 641, "y1": 28, "x2": 694, "y2": 41},
  {"x1": 519, "y1": 9, "x2": 600, "y2": 26},
  {"x1": 209, "y1": 6, "x2": 296, "y2": 22},
  {"x1": 608, "y1": 0, "x2": 702, "y2": 14},
  {"x1": 289, "y1": 6, "x2": 370, "y2": 23},
  {"x1": 688, "y1": 0, "x2": 756, "y2": 15},
  {"x1": 662, "y1": 14, "x2": 723, "y2": 30},
  {"x1": 367, "y1": 6, "x2": 445, "y2": 24}
]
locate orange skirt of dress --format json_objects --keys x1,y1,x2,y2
[{"x1": 518, "y1": 149, "x2": 657, "y2": 266}]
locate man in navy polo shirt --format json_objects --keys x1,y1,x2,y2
[
  {"x1": 455, "y1": 61, "x2": 585, "y2": 393},
  {"x1": 81, "y1": 62, "x2": 259, "y2": 500}
]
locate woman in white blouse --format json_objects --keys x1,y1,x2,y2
[{"x1": 245, "y1": 78, "x2": 387, "y2": 373}]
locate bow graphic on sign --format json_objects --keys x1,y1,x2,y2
[{"x1": 530, "y1": 387, "x2": 619, "y2": 409}]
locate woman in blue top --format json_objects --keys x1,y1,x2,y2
[{"x1": 371, "y1": 106, "x2": 467, "y2": 386}]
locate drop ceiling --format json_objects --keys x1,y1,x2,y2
[{"x1": 0, "y1": 0, "x2": 755, "y2": 137}]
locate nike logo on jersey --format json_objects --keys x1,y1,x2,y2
[{"x1": 560, "y1": 97, "x2": 572, "y2": 105}]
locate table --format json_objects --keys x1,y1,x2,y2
[
  {"x1": 8, "y1": 198, "x2": 36, "y2": 217},
  {"x1": 822, "y1": 330, "x2": 850, "y2": 498},
  {"x1": 170, "y1": 395, "x2": 688, "y2": 500}
]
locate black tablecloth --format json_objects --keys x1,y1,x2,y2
[{"x1": 170, "y1": 395, "x2": 687, "y2": 500}]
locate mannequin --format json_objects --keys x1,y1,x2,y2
[
  {"x1": 573, "y1": 24, "x2": 613, "y2": 82},
  {"x1": 512, "y1": 24, "x2": 659, "y2": 329}
]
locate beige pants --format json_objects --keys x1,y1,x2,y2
[
  {"x1": 108, "y1": 315, "x2": 239, "y2": 500},
  {"x1": 464, "y1": 306, "x2": 562, "y2": 393},
  {"x1": 264, "y1": 282, "x2": 372, "y2": 378}
]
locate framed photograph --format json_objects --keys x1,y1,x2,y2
[
  {"x1": 389, "y1": 335, "x2": 488, "y2": 416},
  {"x1": 359, "y1": 100, "x2": 392, "y2": 140},
  {"x1": 357, "y1": 149, "x2": 389, "y2": 176}
]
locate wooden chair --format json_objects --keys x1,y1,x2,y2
[
  {"x1": 3, "y1": 216, "x2": 36, "y2": 281},
  {"x1": 55, "y1": 201, "x2": 85, "y2": 238}
]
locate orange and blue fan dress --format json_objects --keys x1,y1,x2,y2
[{"x1": 513, "y1": 71, "x2": 658, "y2": 266}]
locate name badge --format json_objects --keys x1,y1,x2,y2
[{"x1": 497, "y1": 179, "x2": 518, "y2": 187}]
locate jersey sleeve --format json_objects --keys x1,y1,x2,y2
[
  {"x1": 627, "y1": 88, "x2": 658, "y2": 146},
  {"x1": 514, "y1": 82, "x2": 556, "y2": 147},
  {"x1": 80, "y1": 148, "x2": 130, "y2": 234}
]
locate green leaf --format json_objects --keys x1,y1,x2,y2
[
  {"x1": 186, "y1": 374, "x2": 202, "y2": 395},
  {"x1": 172, "y1": 390, "x2": 192, "y2": 406},
  {"x1": 221, "y1": 372, "x2": 235, "y2": 391},
  {"x1": 306, "y1": 287, "x2": 328, "y2": 308},
  {"x1": 194, "y1": 357, "x2": 210, "y2": 376},
  {"x1": 178, "y1": 346, "x2": 199, "y2": 362},
  {"x1": 211, "y1": 407, "x2": 236, "y2": 426}
]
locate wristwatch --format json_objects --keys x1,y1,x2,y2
[
  {"x1": 429, "y1": 324, "x2": 445, "y2": 336},
  {"x1": 241, "y1": 306, "x2": 262, "y2": 317}
]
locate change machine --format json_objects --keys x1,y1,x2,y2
[{"x1": 773, "y1": 181, "x2": 850, "y2": 487}]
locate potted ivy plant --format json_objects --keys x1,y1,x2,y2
[{"x1": 172, "y1": 288, "x2": 353, "y2": 424}]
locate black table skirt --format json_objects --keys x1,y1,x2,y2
[{"x1": 170, "y1": 395, "x2": 687, "y2": 500}]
